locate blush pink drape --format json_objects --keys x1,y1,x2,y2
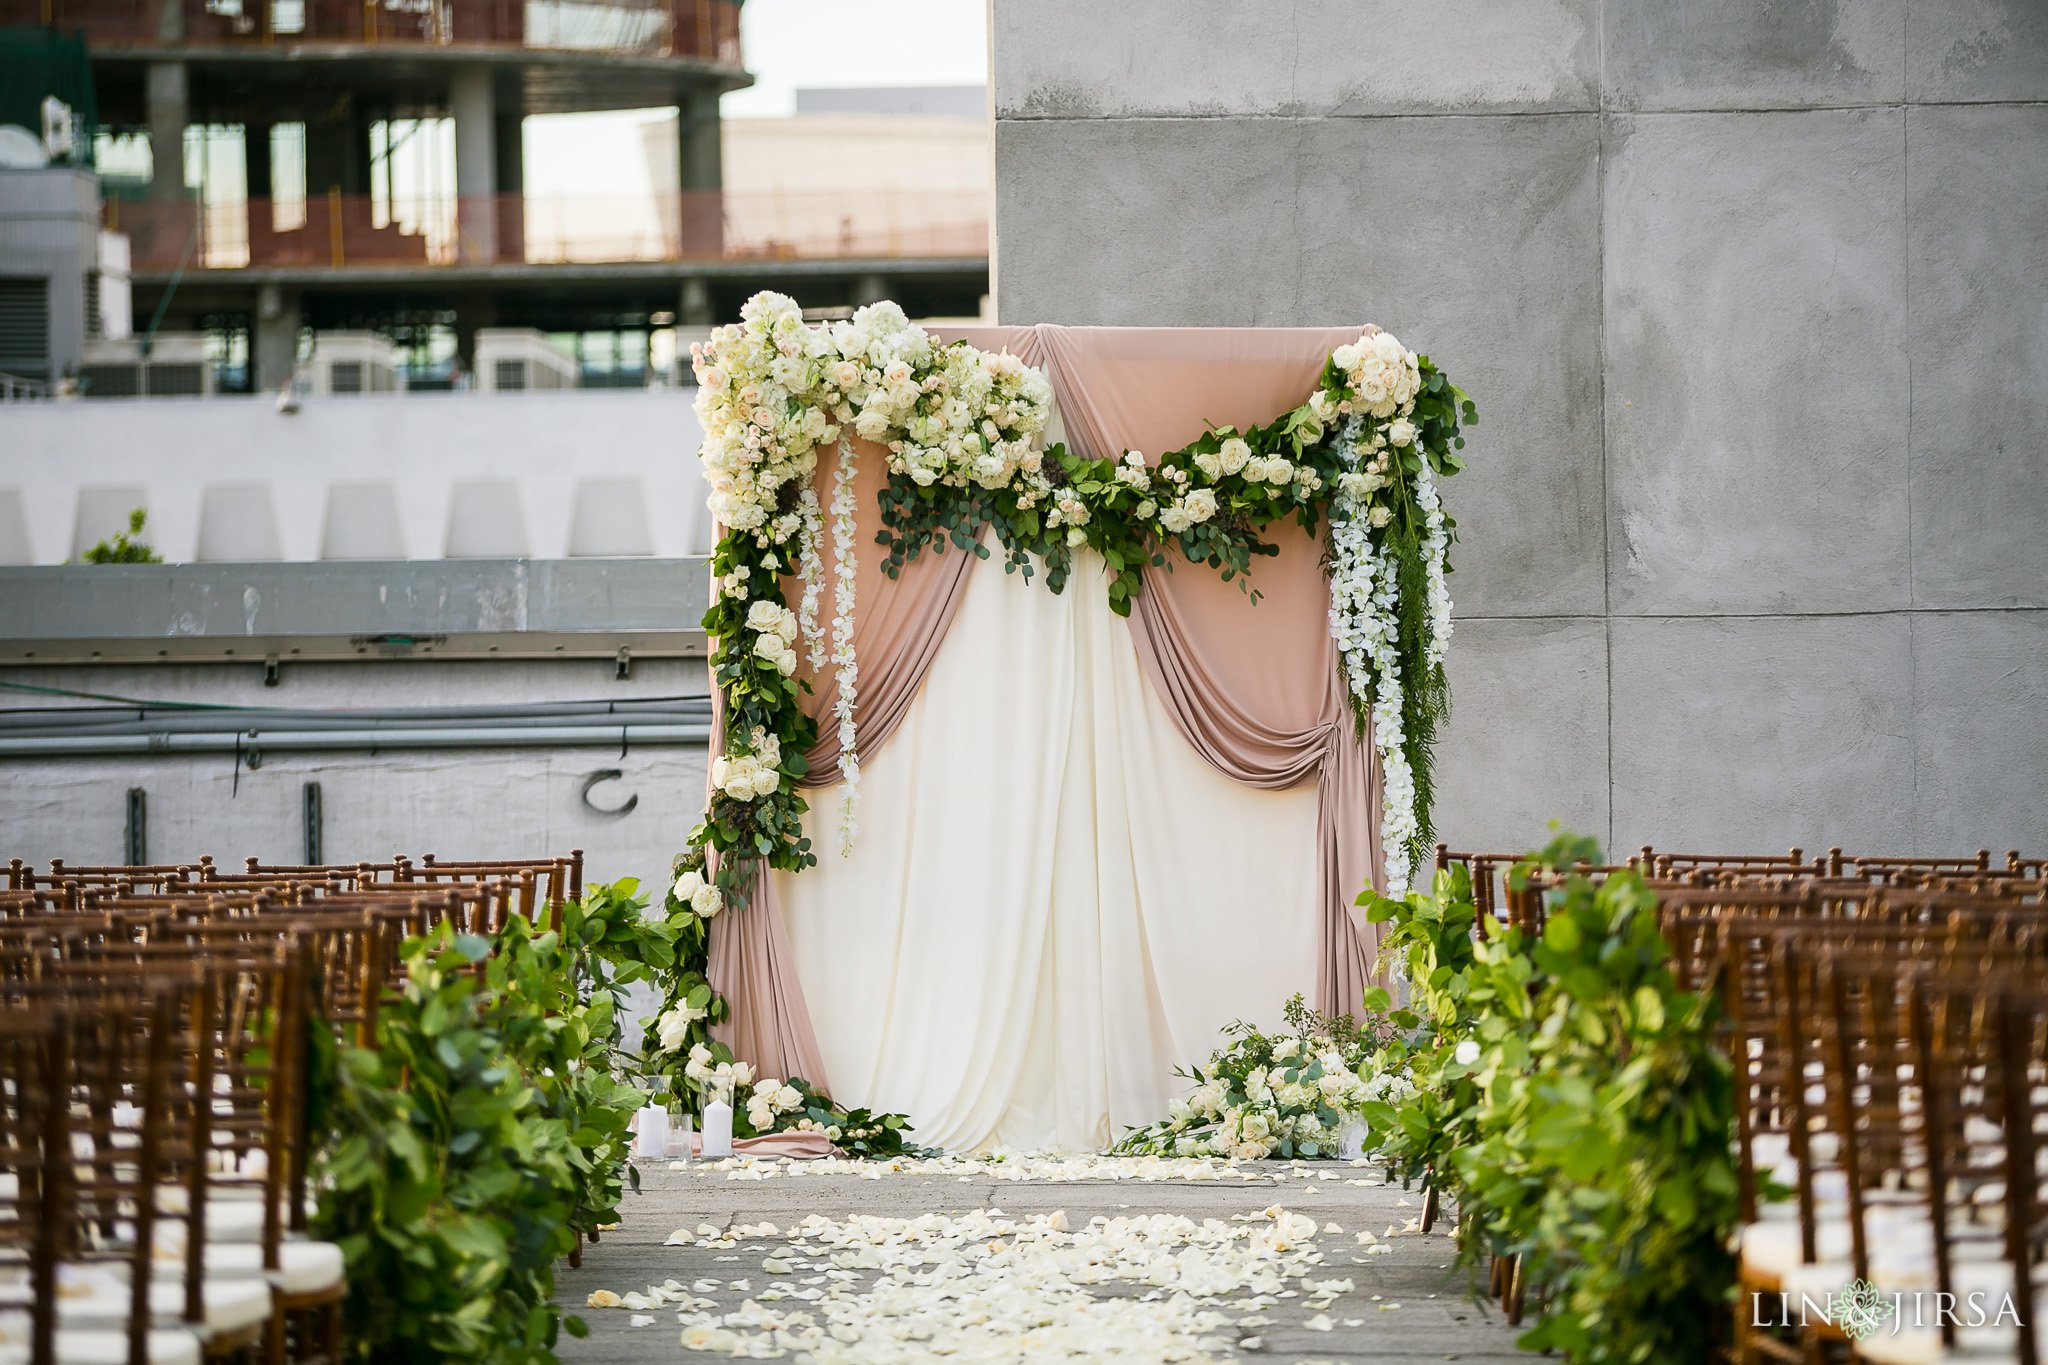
[
  {"x1": 705, "y1": 330, "x2": 1043, "y2": 1089},
  {"x1": 705, "y1": 324, "x2": 1388, "y2": 1085},
  {"x1": 1035, "y1": 326, "x2": 1387, "y2": 1016}
]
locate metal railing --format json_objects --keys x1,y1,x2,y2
[
  {"x1": 0, "y1": 371, "x2": 52, "y2": 402},
  {"x1": 107, "y1": 188, "x2": 991, "y2": 270},
  {"x1": 0, "y1": 0, "x2": 740, "y2": 60}
]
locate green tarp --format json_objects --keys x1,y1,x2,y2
[{"x1": 0, "y1": 25, "x2": 97, "y2": 166}]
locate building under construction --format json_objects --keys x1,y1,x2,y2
[{"x1": 0, "y1": 0, "x2": 990, "y2": 390}]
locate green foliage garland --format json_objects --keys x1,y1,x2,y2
[
  {"x1": 1358, "y1": 832, "x2": 1740, "y2": 1364},
  {"x1": 313, "y1": 916, "x2": 646, "y2": 1364}
]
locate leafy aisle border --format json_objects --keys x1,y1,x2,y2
[{"x1": 653, "y1": 293, "x2": 1475, "y2": 1118}]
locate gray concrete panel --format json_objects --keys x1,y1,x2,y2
[
  {"x1": 0, "y1": 558, "x2": 712, "y2": 662},
  {"x1": 1906, "y1": 0, "x2": 2048, "y2": 102},
  {"x1": 994, "y1": 0, "x2": 1599, "y2": 118},
  {"x1": 1609, "y1": 614, "x2": 1916, "y2": 854},
  {"x1": 1604, "y1": 109, "x2": 1910, "y2": 615},
  {"x1": 1297, "y1": 114, "x2": 1604, "y2": 616},
  {"x1": 1433, "y1": 616, "x2": 1609, "y2": 855},
  {"x1": 0, "y1": 746, "x2": 708, "y2": 889},
  {"x1": 1905, "y1": 105, "x2": 2048, "y2": 610},
  {"x1": 995, "y1": 118, "x2": 1305, "y2": 327},
  {"x1": 1911, "y1": 610, "x2": 2048, "y2": 857},
  {"x1": 1604, "y1": 0, "x2": 1906, "y2": 111}
]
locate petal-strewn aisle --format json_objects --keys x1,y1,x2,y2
[{"x1": 556, "y1": 1156, "x2": 1525, "y2": 1363}]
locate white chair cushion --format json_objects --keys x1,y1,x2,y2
[
  {"x1": 0, "y1": 1311, "x2": 203, "y2": 1365},
  {"x1": 0, "y1": 1264, "x2": 271, "y2": 1339},
  {"x1": 196, "y1": 1241, "x2": 344, "y2": 1296},
  {"x1": 1740, "y1": 1207, "x2": 1935, "y2": 1281}
]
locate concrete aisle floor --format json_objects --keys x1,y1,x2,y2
[{"x1": 554, "y1": 1158, "x2": 1528, "y2": 1363}]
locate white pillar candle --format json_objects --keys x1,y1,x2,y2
[
  {"x1": 633, "y1": 1105, "x2": 668, "y2": 1160},
  {"x1": 700, "y1": 1099, "x2": 733, "y2": 1159}
]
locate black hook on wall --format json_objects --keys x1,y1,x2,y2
[{"x1": 579, "y1": 768, "x2": 638, "y2": 819}]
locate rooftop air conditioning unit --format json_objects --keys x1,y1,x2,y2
[
  {"x1": 474, "y1": 328, "x2": 578, "y2": 393},
  {"x1": 309, "y1": 331, "x2": 406, "y2": 397},
  {"x1": 79, "y1": 333, "x2": 214, "y2": 399}
]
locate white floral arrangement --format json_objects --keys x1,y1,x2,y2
[
  {"x1": 1322, "y1": 333, "x2": 1457, "y2": 895},
  {"x1": 1116, "y1": 996, "x2": 1418, "y2": 1161}
]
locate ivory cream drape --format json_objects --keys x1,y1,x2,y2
[{"x1": 705, "y1": 326, "x2": 1388, "y2": 1151}]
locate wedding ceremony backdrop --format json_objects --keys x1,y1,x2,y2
[
  {"x1": 991, "y1": 0, "x2": 2048, "y2": 861},
  {"x1": 671, "y1": 298, "x2": 1471, "y2": 1152}
]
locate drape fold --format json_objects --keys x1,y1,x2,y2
[{"x1": 705, "y1": 323, "x2": 1391, "y2": 1116}]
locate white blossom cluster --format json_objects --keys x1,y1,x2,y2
[
  {"x1": 711, "y1": 725, "x2": 783, "y2": 804},
  {"x1": 683, "y1": 1044, "x2": 756, "y2": 1101},
  {"x1": 1332, "y1": 329, "x2": 1423, "y2": 420},
  {"x1": 692, "y1": 292, "x2": 836, "y2": 538},
  {"x1": 669, "y1": 868, "x2": 723, "y2": 920},
  {"x1": 743, "y1": 599, "x2": 799, "y2": 677},
  {"x1": 655, "y1": 996, "x2": 708, "y2": 1052},
  {"x1": 744, "y1": 1076, "x2": 807, "y2": 1131}
]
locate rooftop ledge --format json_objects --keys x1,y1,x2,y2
[{"x1": 0, "y1": 558, "x2": 711, "y2": 665}]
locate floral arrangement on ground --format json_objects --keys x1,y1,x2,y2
[
  {"x1": 1114, "y1": 994, "x2": 1417, "y2": 1161},
  {"x1": 653, "y1": 292, "x2": 1471, "y2": 1149},
  {"x1": 616, "y1": 873, "x2": 927, "y2": 1160}
]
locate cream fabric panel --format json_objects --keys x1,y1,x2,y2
[{"x1": 776, "y1": 548, "x2": 1320, "y2": 1153}]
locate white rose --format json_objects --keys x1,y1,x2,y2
[
  {"x1": 656, "y1": 1002, "x2": 706, "y2": 1053},
  {"x1": 691, "y1": 883, "x2": 722, "y2": 917},
  {"x1": 1066, "y1": 526, "x2": 1088, "y2": 547},
  {"x1": 1218, "y1": 437, "x2": 1252, "y2": 475},
  {"x1": 1368, "y1": 505, "x2": 1393, "y2": 529},
  {"x1": 1192, "y1": 449, "x2": 1223, "y2": 482},
  {"x1": 1183, "y1": 489, "x2": 1218, "y2": 524},
  {"x1": 672, "y1": 869, "x2": 706, "y2": 904},
  {"x1": 1386, "y1": 417, "x2": 1417, "y2": 447}
]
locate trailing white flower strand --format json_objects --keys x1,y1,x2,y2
[
  {"x1": 1325, "y1": 405, "x2": 1453, "y2": 897},
  {"x1": 1328, "y1": 419, "x2": 1413, "y2": 895},
  {"x1": 828, "y1": 439, "x2": 861, "y2": 857},
  {"x1": 795, "y1": 487, "x2": 826, "y2": 673},
  {"x1": 1415, "y1": 460, "x2": 1453, "y2": 672}
]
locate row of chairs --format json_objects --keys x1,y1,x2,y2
[
  {"x1": 1432, "y1": 844, "x2": 2048, "y2": 1362},
  {"x1": 0, "y1": 851, "x2": 586, "y2": 1365}
]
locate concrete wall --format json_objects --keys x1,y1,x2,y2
[
  {"x1": 0, "y1": 388, "x2": 712, "y2": 565},
  {"x1": 0, "y1": 660, "x2": 709, "y2": 892},
  {"x1": 993, "y1": 0, "x2": 2048, "y2": 858}
]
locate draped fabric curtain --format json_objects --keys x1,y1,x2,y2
[
  {"x1": 1035, "y1": 326, "x2": 1386, "y2": 1016},
  {"x1": 705, "y1": 325, "x2": 1388, "y2": 1140},
  {"x1": 705, "y1": 331, "x2": 1043, "y2": 1089}
]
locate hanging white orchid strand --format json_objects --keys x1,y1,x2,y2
[
  {"x1": 795, "y1": 486, "x2": 826, "y2": 672},
  {"x1": 828, "y1": 439, "x2": 861, "y2": 856},
  {"x1": 1325, "y1": 415, "x2": 1447, "y2": 898}
]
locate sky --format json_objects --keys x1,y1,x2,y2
[
  {"x1": 523, "y1": 0, "x2": 988, "y2": 199},
  {"x1": 721, "y1": 0, "x2": 988, "y2": 118}
]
